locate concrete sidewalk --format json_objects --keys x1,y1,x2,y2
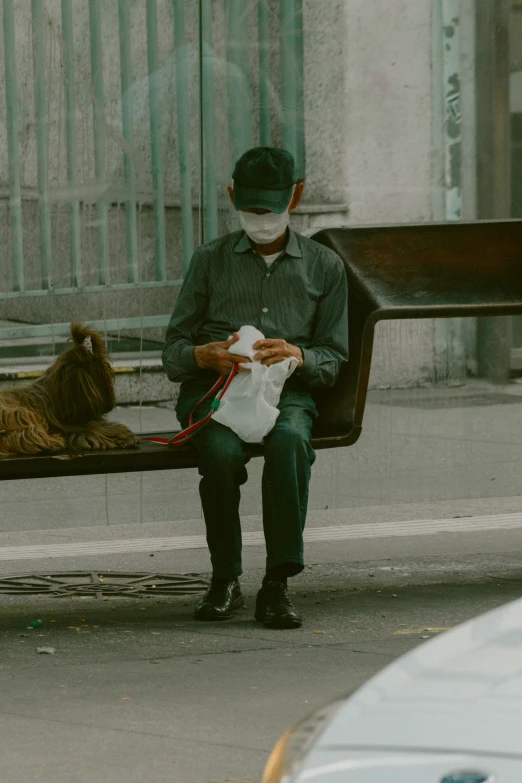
[{"x1": 1, "y1": 381, "x2": 521, "y2": 534}]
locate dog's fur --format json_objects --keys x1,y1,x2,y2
[{"x1": 0, "y1": 323, "x2": 138, "y2": 455}]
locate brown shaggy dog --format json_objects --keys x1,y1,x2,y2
[{"x1": 0, "y1": 323, "x2": 138, "y2": 455}]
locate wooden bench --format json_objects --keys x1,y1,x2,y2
[{"x1": 1, "y1": 219, "x2": 522, "y2": 482}]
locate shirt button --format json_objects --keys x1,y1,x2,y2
[
  {"x1": 266, "y1": 273, "x2": 270, "y2": 278},
  {"x1": 262, "y1": 307, "x2": 268, "y2": 313}
]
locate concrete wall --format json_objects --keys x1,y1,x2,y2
[
  {"x1": 343, "y1": 0, "x2": 434, "y2": 223},
  {"x1": 300, "y1": 0, "x2": 457, "y2": 389}
]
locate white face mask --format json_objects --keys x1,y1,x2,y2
[{"x1": 238, "y1": 186, "x2": 295, "y2": 245}]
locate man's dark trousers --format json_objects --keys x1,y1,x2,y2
[{"x1": 176, "y1": 383, "x2": 318, "y2": 580}]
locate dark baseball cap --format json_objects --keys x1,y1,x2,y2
[{"x1": 232, "y1": 147, "x2": 296, "y2": 213}]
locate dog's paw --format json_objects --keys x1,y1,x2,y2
[
  {"x1": 101, "y1": 424, "x2": 139, "y2": 450},
  {"x1": 64, "y1": 423, "x2": 138, "y2": 452},
  {"x1": 117, "y1": 431, "x2": 139, "y2": 449}
]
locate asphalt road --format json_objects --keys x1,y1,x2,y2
[{"x1": 1, "y1": 555, "x2": 522, "y2": 783}]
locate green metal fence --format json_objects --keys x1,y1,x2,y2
[{"x1": 0, "y1": 0, "x2": 305, "y2": 339}]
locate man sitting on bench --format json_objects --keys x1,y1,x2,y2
[{"x1": 162, "y1": 146, "x2": 348, "y2": 628}]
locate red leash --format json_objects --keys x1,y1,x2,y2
[{"x1": 141, "y1": 364, "x2": 239, "y2": 447}]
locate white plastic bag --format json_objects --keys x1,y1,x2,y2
[
  {"x1": 230, "y1": 325, "x2": 265, "y2": 360},
  {"x1": 212, "y1": 325, "x2": 297, "y2": 443}
]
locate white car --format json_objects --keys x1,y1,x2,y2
[{"x1": 262, "y1": 597, "x2": 522, "y2": 783}]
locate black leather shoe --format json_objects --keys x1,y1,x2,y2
[
  {"x1": 194, "y1": 578, "x2": 243, "y2": 621},
  {"x1": 255, "y1": 580, "x2": 302, "y2": 629}
]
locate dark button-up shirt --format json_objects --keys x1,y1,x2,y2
[{"x1": 162, "y1": 229, "x2": 348, "y2": 389}]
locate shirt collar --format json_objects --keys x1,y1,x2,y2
[{"x1": 233, "y1": 229, "x2": 303, "y2": 258}]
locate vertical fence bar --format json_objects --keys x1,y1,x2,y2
[
  {"x1": 280, "y1": 0, "x2": 305, "y2": 179},
  {"x1": 61, "y1": 0, "x2": 82, "y2": 288},
  {"x1": 198, "y1": 1, "x2": 204, "y2": 247},
  {"x1": 146, "y1": 0, "x2": 167, "y2": 281},
  {"x1": 258, "y1": 0, "x2": 271, "y2": 147},
  {"x1": 227, "y1": 0, "x2": 252, "y2": 163},
  {"x1": 200, "y1": 0, "x2": 218, "y2": 243},
  {"x1": 173, "y1": 0, "x2": 194, "y2": 271},
  {"x1": 280, "y1": 0, "x2": 298, "y2": 165},
  {"x1": 294, "y1": 0, "x2": 305, "y2": 181},
  {"x1": 88, "y1": 0, "x2": 108, "y2": 285},
  {"x1": 118, "y1": 0, "x2": 138, "y2": 283},
  {"x1": 3, "y1": 0, "x2": 24, "y2": 292},
  {"x1": 32, "y1": 0, "x2": 52, "y2": 289}
]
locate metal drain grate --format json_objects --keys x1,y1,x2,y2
[{"x1": 0, "y1": 572, "x2": 208, "y2": 599}]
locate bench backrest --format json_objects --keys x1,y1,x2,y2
[{"x1": 311, "y1": 220, "x2": 522, "y2": 446}]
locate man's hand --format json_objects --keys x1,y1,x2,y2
[
  {"x1": 194, "y1": 334, "x2": 251, "y2": 375},
  {"x1": 253, "y1": 339, "x2": 304, "y2": 368}
]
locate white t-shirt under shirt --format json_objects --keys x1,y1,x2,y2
[{"x1": 258, "y1": 251, "x2": 282, "y2": 267}]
